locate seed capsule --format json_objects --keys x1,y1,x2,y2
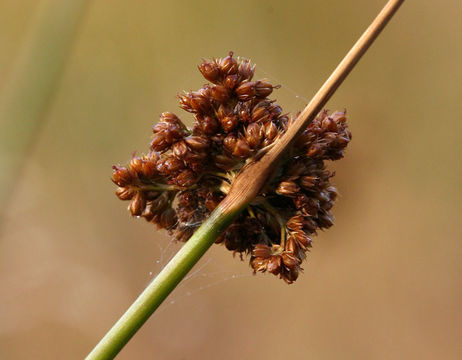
[
  {"x1": 252, "y1": 244, "x2": 272, "y2": 258},
  {"x1": 238, "y1": 58, "x2": 255, "y2": 81},
  {"x1": 141, "y1": 202, "x2": 155, "y2": 221},
  {"x1": 251, "y1": 106, "x2": 270, "y2": 123},
  {"x1": 178, "y1": 91, "x2": 211, "y2": 114},
  {"x1": 196, "y1": 115, "x2": 219, "y2": 135},
  {"x1": 183, "y1": 151, "x2": 207, "y2": 167},
  {"x1": 245, "y1": 123, "x2": 263, "y2": 149},
  {"x1": 236, "y1": 102, "x2": 251, "y2": 122},
  {"x1": 223, "y1": 134, "x2": 238, "y2": 154},
  {"x1": 282, "y1": 266, "x2": 299, "y2": 284},
  {"x1": 281, "y1": 252, "x2": 299, "y2": 268},
  {"x1": 223, "y1": 74, "x2": 240, "y2": 89},
  {"x1": 185, "y1": 136, "x2": 209, "y2": 151},
  {"x1": 150, "y1": 133, "x2": 168, "y2": 152},
  {"x1": 172, "y1": 141, "x2": 189, "y2": 159},
  {"x1": 220, "y1": 115, "x2": 238, "y2": 132},
  {"x1": 326, "y1": 186, "x2": 338, "y2": 200},
  {"x1": 156, "y1": 155, "x2": 185, "y2": 174},
  {"x1": 210, "y1": 84, "x2": 230, "y2": 103},
  {"x1": 129, "y1": 192, "x2": 146, "y2": 216},
  {"x1": 198, "y1": 60, "x2": 221, "y2": 83},
  {"x1": 292, "y1": 231, "x2": 311, "y2": 249},
  {"x1": 219, "y1": 51, "x2": 238, "y2": 75},
  {"x1": 115, "y1": 187, "x2": 135, "y2": 201},
  {"x1": 267, "y1": 256, "x2": 282, "y2": 275},
  {"x1": 159, "y1": 112, "x2": 182, "y2": 124},
  {"x1": 255, "y1": 80, "x2": 274, "y2": 97},
  {"x1": 232, "y1": 138, "x2": 251, "y2": 158},
  {"x1": 322, "y1": 117, "x2": 338, "y2": 132},
  {"x1": 286, "y1": 214, "x2": 304, "y2": 231},
  {"x1": 264, "y1": 121, "x2": 278, "y2": 143},
  {"x1": 251, "y1": 257, "x2": 268, "y2": 272},
  {"x1": 331, "y1": 110, "x2": 346, "y2": 123},
  {"x1": 300, "y1": 175, "x2": 317, "y2": 189},
  {"x1": 235, "y1": 81, "x2": 257, "y2": 101},
  {"x1": 269, "y1": 104, "x2": 282, "y2": 119},
  {"x1": 216, "y1": 104, "x2": 233, "y2": 120},
  {"x1": 174, "y1": 169, "x2": 197, "y2": 187},
  {"x1": 276, "y1": 181, "x2": 300, "y2": 196},
  {"x1": 285, "y1": 237, "x2": 298, "y2": 254},
  {"x1": 139, "y1": 159, "x2": 157, "y2": 179}
]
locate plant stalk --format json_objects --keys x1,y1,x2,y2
[
  {"x1": 86, "y1": 0, "x2": 404, "y2": 358},
  {"x1": 86, "y1": 203, "x2": 244, "y2": 360}
]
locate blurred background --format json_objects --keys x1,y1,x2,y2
[{"x1": 0, "y1": 0, "x2": 461, "y2": 359}]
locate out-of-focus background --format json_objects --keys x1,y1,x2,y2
[{"x1": 1, "y1": 0, "x2": 461, "y2": 359}]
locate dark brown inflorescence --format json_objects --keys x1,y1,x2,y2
[{"x1": 112, "y1": 52, "x2": 351, "y2": 283}]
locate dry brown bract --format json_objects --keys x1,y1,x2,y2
[{"x1": 112, "y1": 52, "x2": 351, "y2": 283}]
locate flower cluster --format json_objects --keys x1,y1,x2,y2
[{"x1": 112, "y1": 52, "x2": 351, "y2": 283}]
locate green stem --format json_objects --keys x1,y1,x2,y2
[{"x1": 86, "y1": 203, "x2": 243, "y2": 360}]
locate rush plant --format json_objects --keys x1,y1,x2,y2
[{"x1": 87, "y1": 1, "x2": 405, "y2": 359}]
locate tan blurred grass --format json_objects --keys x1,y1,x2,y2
[{"x1": 0, "y1": 1, "x2": 461, "y2": 359}]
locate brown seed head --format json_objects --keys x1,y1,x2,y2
[{"x1": 113, "y1": 52, "x2": 351, "y2": 283}]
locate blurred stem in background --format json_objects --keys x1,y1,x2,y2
[{"x1": 0, "y1": 0, "x2": 87, "y2": 222}]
